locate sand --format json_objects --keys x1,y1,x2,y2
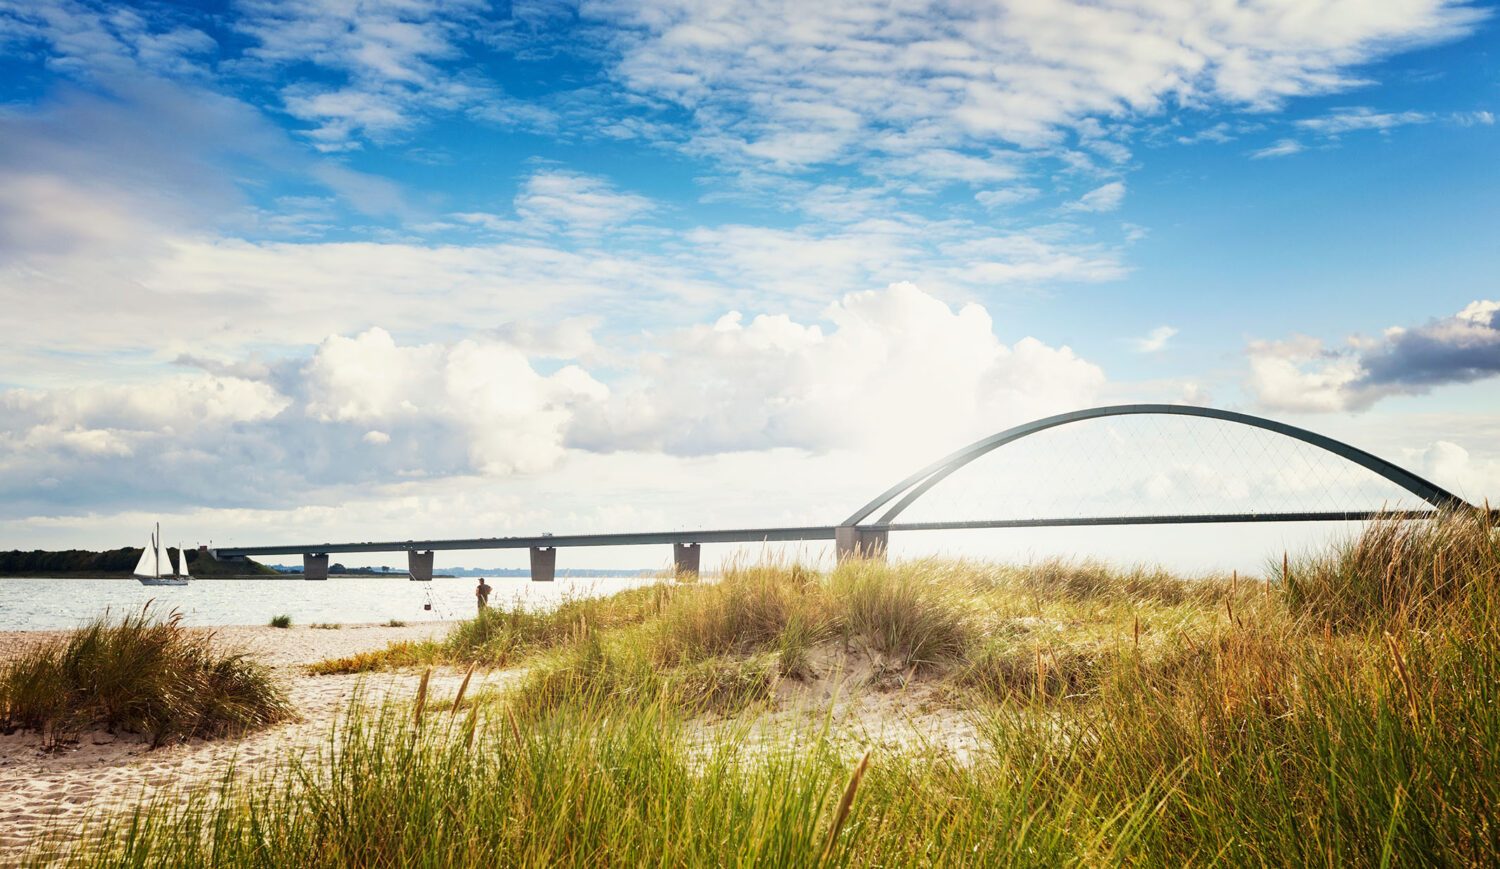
[
  {"x1": 0, "y1": 622, "x2": 518, "y2": 858},
  {"x1": 0, "y1": 624, "x2": 983, "y2": 859}
]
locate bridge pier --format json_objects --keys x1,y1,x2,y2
[
  {"x1": 303, "y1": 552, "x2": 329, "y2": 581},
  {"x1": 835, "y1": 526, "x2": 887, "y2": 564},
  {"x1": 673, "y1": 543, "x2": 701, "y2": 578},
  {"x1": 407, "y1": 549, "x2": 434, "y2": 582},
  {"x1": 530, "y1": 546, "x2": 556, "y2": 582}
]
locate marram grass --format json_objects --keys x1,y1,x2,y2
[
  {"x1": 28, "y1": 511, "x2": 1500, "y2": 866},
  {"x1": 0, "y1": 605, "x2": 290, "y2": 747}
]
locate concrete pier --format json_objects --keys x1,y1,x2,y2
[
  {"x1": 673, "y1": 542, "x2": 701, "y2": 577},
  {"x1": 407, "y1": 549, "x2": 434, "y2": 582},
  {"x1": 834, "y1": 526, "x2": 887, "y2": 563},
  {"x1": 303, "y1": 552, "x2": 330, "y2": 580},
  {"x1": 530, "y1": 546, "x2": 556, "y2": 582}
]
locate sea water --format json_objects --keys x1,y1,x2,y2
[{"x1": 0, "y1": 575, "x2": 660, "y2": 631}]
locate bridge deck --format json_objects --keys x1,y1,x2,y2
[{"x1": 213, "y1": 510, "x2": 1434, "y2": 557}]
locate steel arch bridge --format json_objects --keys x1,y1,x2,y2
[
  {"x1": 215, "y1": 404, "x2": 1476, "y2": 580},
  {"x1": 829, "y1": 403, "x2": 1470, "y2": 557}
]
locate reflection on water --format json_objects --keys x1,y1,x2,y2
[{"x1": 0, "y1": 575, "x2": 660, "y2": 631}]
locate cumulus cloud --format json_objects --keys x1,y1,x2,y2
[
  {"x1": 569, "y1": 282, "x2": 1106, "y2": 456},
  {"x1": 1361, "y1": 301, "x2": 1500, "y2": 387},
  {"x1": 302, "y1": 327, "x2": 609, "y2": 474},
  {"x1": 0, "y1": 284, "x2": 1107, "y2": 517},
  {"x1": 1405, "y1": 439, "x2": 1500, "y2": 502},
  {"x1": 1248, "y1": 301, "x2": 1500, "y2": 412}
]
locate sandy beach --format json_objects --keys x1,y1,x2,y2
[
  {"x1": 0, "y1": 622, "x2": 514, "y2": 858},
  {"x1": 0, "y1": 619, "x2": 985, "y2": 859}
]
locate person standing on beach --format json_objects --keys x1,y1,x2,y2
[{"x1": 476, "y1": 577, "x2": 491, "y2": 613}]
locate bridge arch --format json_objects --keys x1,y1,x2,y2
[{"x1": 844, "y1": 404, "x2": 1469, "y2": 528}]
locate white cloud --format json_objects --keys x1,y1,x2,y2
[
  {"x1": 569, "y1": 282, "x2": 1106, "y2": 456},
  {"x1": 1295, "y1": 107, "x2": 1431, "y2": 135},
  {"x1": 1134, "y1": 325, "x2": 1178, "y2": 353},
  {"x1": 232, "y1": 0, "x2": 507, "y2": 149},
  {"x1": 1176, "y1": 122, "x2": 1235, "y2": 145},
  {"x1": 1250, "y1": 138, "x2": 1306, "y2": 159},
  {"x1": 1068, "y1": 181, "x2": 1126, "y2": 213},
  {"x1": 0, "y1": 0, "x2": 218, "y2": 80},
  {"x1": 590, "y1": 0, "x2": 1483, "y2": 180},
  {"x1": 1247, "y1": 335, "x2": 1367, "y2": 412},
  {"x1": 974, "y1": 187, "x2": 1040, "y2": 210},
  {"x1": 513, "y1": 169, "x2": 654, "y2": 231},
  {"x1": 0, "y1": 284, "x2": 1106, "y2": 518},
  {"x1": 1, "y1": 373, "x2": 288, "y2": 432},
  {"x1": 1247, "y1": 301, "x2": 1500, "y2": 412},
  {"x1": 302, "y1": 327, "x2": 609, "y2": 474}
]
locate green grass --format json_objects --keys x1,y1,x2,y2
[
  {"x1": 309, "y1": 584, "x2": 673, "y2": 674},
  {"x1": 0, "y1": 606, "x2": 291, "y2": 748},
  {"x1": 268, "y1": 614, "x2": 292, "y2": 629},
  {"x1": 30, "y1": 511, "x2": 1500, "y2": 865}
]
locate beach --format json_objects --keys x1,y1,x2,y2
[
  {"x1": 0, "y1": 621, "x2": 510, "y2": 857},
  {"x1": 0, "y1": 614, "x2": 986, "y2": 859}
]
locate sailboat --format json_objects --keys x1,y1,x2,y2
[{"x1": 134, "y1": 522, "x2": 190, "y2": 586}]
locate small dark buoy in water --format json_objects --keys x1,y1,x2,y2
[{"x1": 423, "y1": 602, "x2": 432, "y2": 611}]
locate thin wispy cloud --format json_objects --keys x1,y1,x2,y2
[
  {"x1": 1250, "y1": 138, "x2": 1307, "y2": 159},
  {"x1": 1067, "y1": 181, "x2": 1126, "y2": 213},
  {"x1": 1134, "y1": 326, "x2": 1178, "y2": 354},
  {"x1": 1295, "y1": 107, "x2": 1432, "y2": 135}
]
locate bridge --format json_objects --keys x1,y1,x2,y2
[{"x1": 213, "y1": 404, "x2": 1472, "y2": 581}]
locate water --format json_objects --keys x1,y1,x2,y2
[{"x1": 0, "y1": 575, "x2": 660, "y2": 632}]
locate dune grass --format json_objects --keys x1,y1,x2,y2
[
  {"x1": 268, "y1": 614, "x2": 292, "y2": 629},
  {"x1": 30, "y1": 510, "x2": 1500, "y2": 865},
  {"x1": 308, "y1": 583, "x2": 674, "y2": 674},
  {"x1": 0, "y1": 606, "x2": 291, "y2": 748}
]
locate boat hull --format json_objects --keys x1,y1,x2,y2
[{"x1": 136, "y1": 576, "x2": 189, "y2": 586}]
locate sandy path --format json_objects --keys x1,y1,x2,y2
[{"x1": 0, "y1": 623, "x2": 519, "y2": 858}]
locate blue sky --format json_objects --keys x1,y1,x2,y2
[{"x1": 1, "y1": 0, "x2": 1497, "y2": 569}]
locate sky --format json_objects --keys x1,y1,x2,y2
[{"x1": 1, "y1": 0, "x2": 1497, "y2": 574}]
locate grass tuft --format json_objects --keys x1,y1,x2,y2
[
  {"x1": 0, "y1": 606, "x2": 290, "y2": 748},
  {"x1": 1282, "y1": 507, "x2": 1498, "y2": 630},
  {"x1": 268, "y1": 614, "x2": 292, "y2": 629}
]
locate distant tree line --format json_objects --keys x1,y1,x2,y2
[
  {"x1": 0, "y1": 548, "x2": 142, "y2": 574},
  {"x1": 0, "y1": 548, "x2": 275, "y2": 576}
]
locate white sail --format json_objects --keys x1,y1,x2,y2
[
  {"x1": 179, "y1": 544, "x2": 190, "y2": 578},
  {"x1": 157, "y1": 537, "x2": 171, "y2": 578},
  {"x1": 133, "y1": 537, "x2": 155, "y2": 577}
]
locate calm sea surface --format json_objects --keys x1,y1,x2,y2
[{"x1": 0, "y1": 575, "x2": 659, "y2": 632}]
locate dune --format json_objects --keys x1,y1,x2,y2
[{"x1": 0, "y1": 622, "x2": 518, "y2": 858}]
